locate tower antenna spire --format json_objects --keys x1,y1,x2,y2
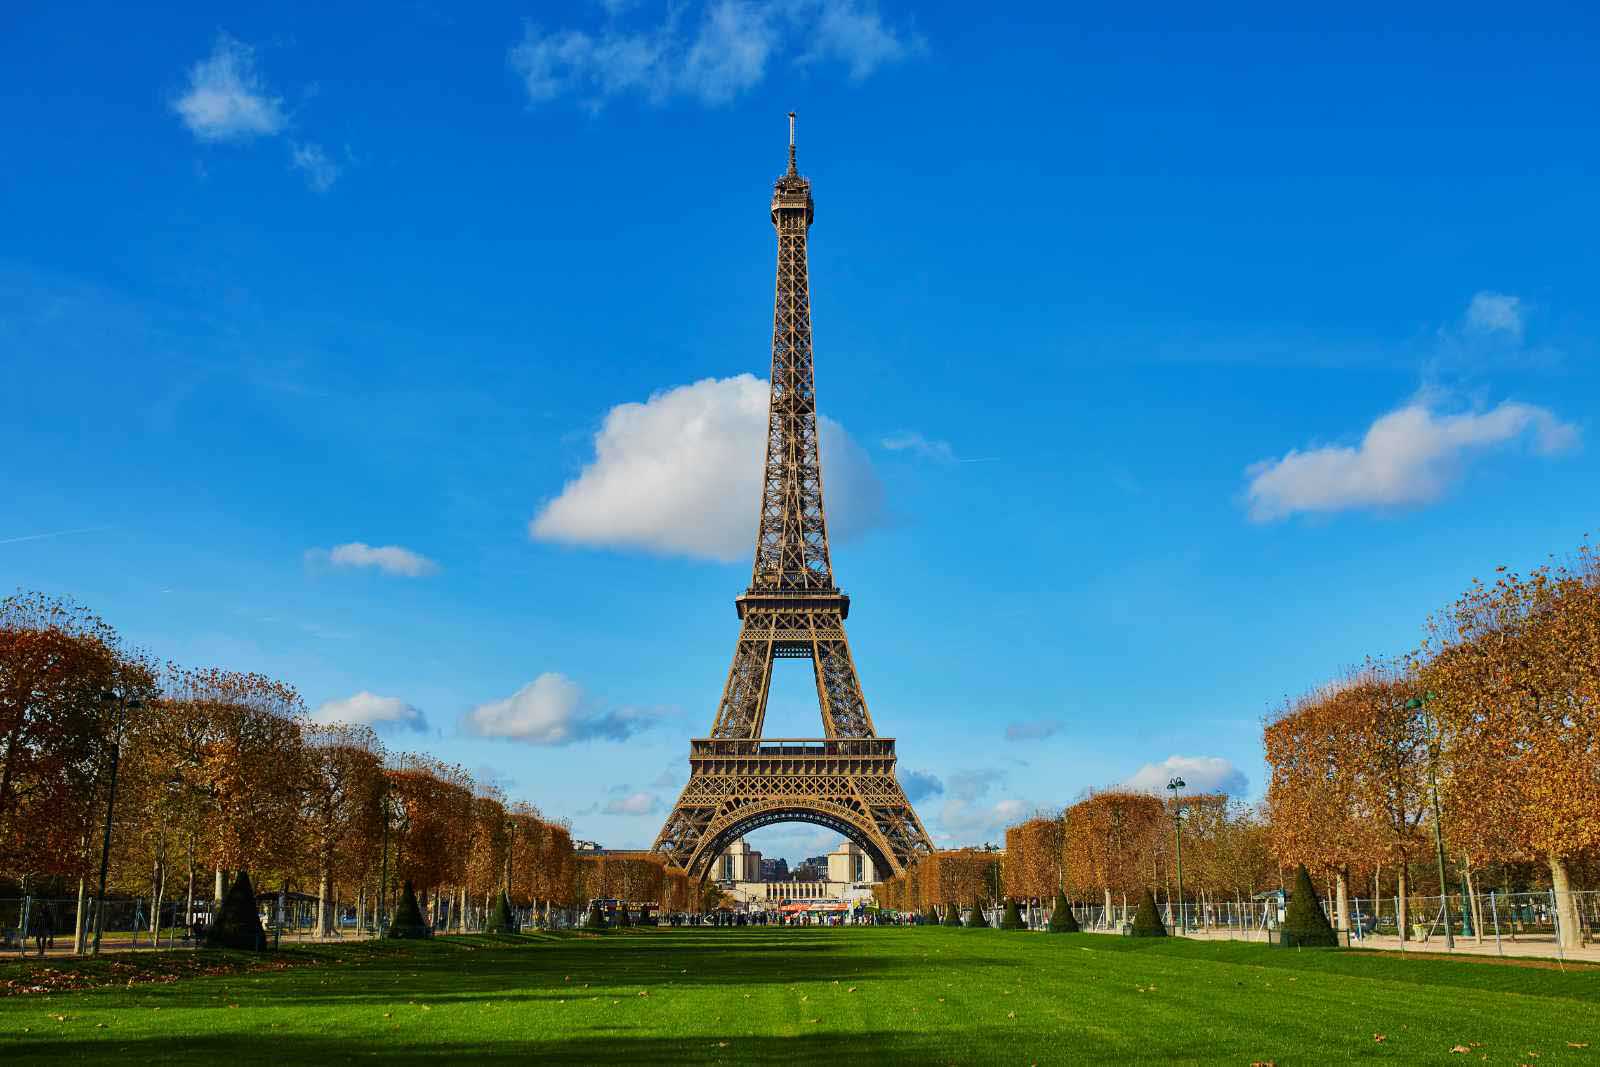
[{"x1": 787, "y1": 111, "x2": 797, "y2": 175}]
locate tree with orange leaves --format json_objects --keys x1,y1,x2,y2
[
  {"x1": 160, "y1": 667, "x2": 308, "y2": 900},
  {"x1": 0, "y1": 593, "x2": 152, "y2": 886},
  {"x1": 1424, "y1": 550, "x2": 1600, "y2": 948},
  {"x1": 1004, "y1": 815, "x2": 1064, "y2": 906},
  {"x1": 1264, "y1": 682, "x2": 1375, "y2": 933},
  {"x1": 1063, "y1": 790, "x2": 1163, "y2": 923},
  {"x1": 385, "y1": 753, "x2": 475, "y2": 926},
  {"x1": 301, "y1": 722, "x2": 385, "y2": 935}
]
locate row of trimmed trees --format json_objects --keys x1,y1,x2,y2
[
  {"x1": 1264, "y1": 545, "x2": 1600, "y2": 947},
  {"x1": 0, "y1": 592, "x2": 579, "y2": 942},
  {"x1": 879, "y1": 794, "x2": 1275, "y2": 922},
  {"x1": 571, "y1": 851, "x2": 727, "y2": 915}
]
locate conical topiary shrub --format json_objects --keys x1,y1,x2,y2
[
  {"x1": 1130, "y1": 888, "x2": 1166, "y2": 937},
  {"x1": 966, "y1": 897, "x2": 989, "y2": 928},
  {"x1": 484, "y1": 890, "x2": 516, "y2": 934},
  {"x1": 999, "y1": 899, "x2": 1026, "y2": 930},
  {"x1": 1280, "y1": 865, "x2": 1339, "y2": 948},
  {"x1": 386, "y1": 881, "x2": 431, "y2": 939},
  {"x1": 206, "y1": 869, "x2": 265, "y2": 950},
  {"x1": 942, "y1": 902, "x2": 962, "y2": 927},
  {"x1": 584, "y1": 900, "x2": 607, "y2": 931},
  {"x1": 1048, "y1": 890, "x2": 1080, "y2": 933},
  {"x1": 923, "y1": 905, "x2": 939, "y2": 925},
  {"x1": 616, "y1": 904, "x2": 633, "y2": 928}
]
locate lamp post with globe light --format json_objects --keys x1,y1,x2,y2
[
  {"x1": 91, "y1": 688, "x2": 143, "y2": 956},
  {"x1": 1406, "y1": 691, "x2": 1454, "y2": 949},
  {"x1": 1166, "y1": 776, "x2": 1187, "y2": 934}
]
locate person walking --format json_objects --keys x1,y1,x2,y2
[{"x1": 32, "y1": 906, "x2": 54, "y2": 957}]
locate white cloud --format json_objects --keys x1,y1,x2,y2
[
  {"x1": 1465, "y1": 291, "x2": 1524, "y2": 339},
  {"x1": 900, "y1": 769, "x2": 943, "y2": 804},
  {"x1": 936, "y1": 796, "x2": 1026, "y2": 847},
  {"x1": 531, "y1": 374, "x2": 883, "y2": 561},
  {"x1": 311, "y1": 691, "x2": 427, "y2": 733},
  {"x1": 803, "y1": 0, "x2": 920, "y2": 79},
  {"x1": 1120, "y1": 755, "x2": 1247, "y2": 797},
  {"x1": 461, "y1": 672, "x2": 658, "y2": 746},
  {"x1": 173, "y1": 34, "x2": 287, "y2": 142},
  {"x1": 1003, "y1": 719, "x2": 1062, "y2": 742},
  {"x1": 881, "y1": 431, "x2": 954, "y2": 462},
  {"x1": 601, "y1": 790, "x2": 660, "y2": 815},
  {"x1": 311, "y1": 542, "x2": 439, "y2": 577},
  {"x1": 1246, "y1": 399, "x2": 1578, "y2": 521},
  {"x1": 509, "y1": 1, "x2": 919, "y2": 109},
  {"x1": 926, "y1": 766, "x2": 1022, "y2": 847},
  {"x1": 290, "y1": 142, "x2": 340, "y2": 193}
]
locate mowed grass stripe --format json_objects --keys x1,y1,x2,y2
[{"x1": 1, "y1": 928, "x2": 1596, "y2": 1065}]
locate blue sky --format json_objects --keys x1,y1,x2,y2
[{"x1": 4, "y1": 2, "x2": 1597, "y2": 862}]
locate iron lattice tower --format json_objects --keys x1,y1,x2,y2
[{"x1": 653, "y1": 116, "x2": 934, "y2": 880}]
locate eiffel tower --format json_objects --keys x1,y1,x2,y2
[{"x1": 653, "y1": 116, "x2": 934, "y2": 880}]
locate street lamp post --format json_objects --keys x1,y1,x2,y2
[
  {"x1": 91, "y1": 689, "x2": 142, "y2": 956},
  {"x1": 1166, "y1": 776, "x2": 1187, "y2": 934},
  {"x1": 1406, "y1": 691, "x2": 1454, "y2": 949}
]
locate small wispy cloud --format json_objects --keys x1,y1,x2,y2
[
  {"x1": 173, "y1": 33, "x2": 287, "y2": 142},
  {"x1": 1464, "y1": 291, "x2": 1524, "y2": 339},
  {"x1": 307, "y1": 542, "x2": 439, "y2": 577},
  {"x1": 1003, "y1": 719, "x2": 1063, "y2": 742},
  {"x1": 881, "y1": 431, "x2": 954, "y2": 462},
  {"x1": 290, "y1": 142, "x2": 341, "y2": 193},
  {"x1": 0, "y1": 525, "x2": 114, "y2": 546},
  {"x1": 509, "y1": 0, "x2": 922, "y2": 110}
]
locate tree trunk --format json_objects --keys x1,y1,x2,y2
[
  {"x1": 214, "y1": 866, "x2": 224, "y2": 905},
  {"x1": 318, "y1": 867, "x2": 333, "y2": 938},
  {"x1": 72, "y1": 876, "x2": 88, "y2": 954},
  {"x1": 1464, "y1": 866, "x2": 1484, "y2": 945},
  {"x1": 1103, "y1": 888, "x2": 1112, "y2": 928},
  {"x1": 1335, "y1": 867, "x2": 1350, "y2": 932},
  {"x1": 1550, "y1": 853, "x2": 1582, "y2": 950},
  {"x1": 458, "y1": 885, "x2": 468, "y2": 933},
  {"x1": 184, "y1": 838, "x2": 196, "y2": 926},
  {"x1": 1397, "y1": 866, "x2": 1409, "y2": 941}
]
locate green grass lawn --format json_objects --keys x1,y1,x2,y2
[{"x1": 1, "y1": 928, "x2": 1596, "y2": 1064}]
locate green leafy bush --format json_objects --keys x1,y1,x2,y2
[
  {"x1": 999, "y1": 899, "x2": 1025, "y2": 930},
  {"x1": 966, "y1": 897, "x2": 989, "y2": 928},
  {"x1": 584, "y1": 901, "x2": 608, "y2": 931},
  {"x1": 206, "y1": 870, "x2": 265, "y2": 950},
  {"x1": 1048, "y1": 890, "x2": 1080, "y2": 933},
  {"x1": 1280, "y1": 865, "x2": 1339, "y2": 948},
  {"x1": 484, "y1": 890, "x2": 516, "y2": 934},
  {"x1": 942, "y1": 903, "x2": 962, "y2": 927},
  {"x1": 385, "y1": 881, "x2": 431, "y2": 940},
  {"x1": 1130, "y1": 889, "x2": 1166, "y2": 937}
]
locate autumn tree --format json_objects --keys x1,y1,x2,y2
[
  {"x1": 0, "y1": 593, "x2": 151, "y2": 888},
  {"x1": 1063, "y1": 790, "x2": 1163, "y2": 921},
  {"x1": 1265, "y1": 683, "x2": 1375, "y2": 933},
  {"x1": 1425, "y1": 552, "x2": 1600, "y2": 948},
  {"x1": 158, "y1": 668, "x2": 308, "y2": 902},
  {"x1": 1003, "y1": 815, "x2": 1064, "y2": 904},
  {"x1": 301, "y1": 723, "x2": 385, "y2": 935},
  {"x1": 385, "y1": 754, "x2": 475, "y2": 926}
]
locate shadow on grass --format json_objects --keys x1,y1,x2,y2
[{"x1": 3, "y1": 1028, "x2": 1028, "y2": 1066}]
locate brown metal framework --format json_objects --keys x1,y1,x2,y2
[{"x1": 654, "y1": 117, "x2": 934, "y2": 880}]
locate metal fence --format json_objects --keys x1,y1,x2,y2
[
  {"x1": 1014, "y1": 889, "x2": 1600, "y2": 957},
  {"x1": 1, "y1": 895, "x2": 587, "y2": 955}
]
